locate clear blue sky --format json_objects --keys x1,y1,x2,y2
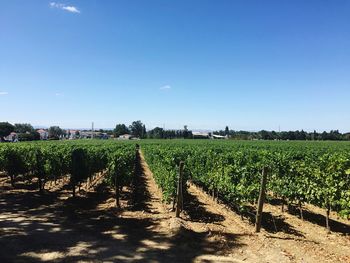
[{"x1": 1, "y1": 1, "x2": 349, "y2": 132}]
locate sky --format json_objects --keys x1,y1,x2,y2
[{"x1": 1, "y1": 1, "x2": 350, "y2": 132}]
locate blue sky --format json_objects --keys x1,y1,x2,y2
[{"x1": 1, "y1": 1, "x2": 349, "y2": 131}]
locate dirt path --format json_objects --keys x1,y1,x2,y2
[{"x1": 120, "y1": 151, "x2": 248, "y2": 262}]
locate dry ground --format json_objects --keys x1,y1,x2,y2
[{"x1": 0, "y1": 151, "x2": 349, "y2": 262}]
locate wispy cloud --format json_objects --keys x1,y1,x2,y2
[
  {"x1": 160, "y1": 85, "x2": 171, "y2": 90},
  {"x1": 0, "y1": 91, "x2": 8, "y2": 96},
  {"x1": 55, "y1": 92, "x2": 64, "y2": 97},
  {"x1": 49, "y1": 2, "x2": 80, "y2": 13}
]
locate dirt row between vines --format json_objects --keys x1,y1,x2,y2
[
  {"x1": 1, "y1": 151, "x2": 350, "y2": 262},
  {"x1": 184, "y1": 182, "x2": 350, "y2": 262}
]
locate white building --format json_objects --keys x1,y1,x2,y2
[
  {"x1": 212, "y1": 134, "x2": 227, "y2": 139},
  {"x1": 118, "y1": 134, "x2": 134, "y2": 140},
  {"x1": 37, "y1": 129, "x2": 48, "y2": 140},
  {"x1": 5, "y1": 132, "x2": 18, "y2": 142},
  {"x1": 192, "y1": 131, "x2": 210, "y2": 139}
]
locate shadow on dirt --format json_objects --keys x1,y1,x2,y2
[
  {"x1": 267, "y1": 198, "x2": 350, "y2": 234},
  {"x1": 287, "y1": 204, "x2": 350, "y2": 234},
  {"x1": 198, "y1": 195, "x2": 304, "y2": 237},
  {"x1": 0, "y1": 149, "x2": 244, "y2": 262},
  {"x1": 130, "y1": 150, "x2": 156, "y2": 213},
  {"x1": 183, "y1": 191, "x2": 225, "y2": 223}
]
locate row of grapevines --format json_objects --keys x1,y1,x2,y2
[
  {"x1": 141, "y1": 140, "x2": 350, "y2": 219},
  {"x1": 270, "y1": 151, "x2": 350, "y2": 219},
  {"x1": 0, "y1": 141, "x2": 136, "y2": 198},
  {"x1": 142, "y1": 144, "x2": 188, "y2": 202}
]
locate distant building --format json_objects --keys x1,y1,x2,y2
[
  {"x1": 99, "y1": 133, "x2": 109, "y2": 140},
  {"x1": 75, "y1": 131, "x2": 111, "y2": 139},
  {"x1": 37, "y1": 129, "x2": 48, "y2": 140},
  {"x1": 5, "y1": 132, "x2": 18, "y2": 142},
  {"x1": 211, "y1": 134, "x2": 227, "y2": 139},
  {"x1": 67, "y1": 130, "x2": 78, "y2": 139},
  {"x1": 192, "y1": 132, "x2": 210, "y2": 139},
  {"x1": 192, "y1": 132, "x2": 227, "y2": 139},
  {"x1": 118, "y1": 134, "x2": 135, "y2": 140},
  {"x1": 80, "y1": 131, "x2": 95, "y2": 139}
]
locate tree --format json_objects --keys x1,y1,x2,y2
[
  {"x1": 260, "y1": 130, "x2": 271, "y2": 140},
  {"x1": 48, "y1": 126, "x2": 63, "y2": 139},
  {"x1": 142, "y1": 125, "x2": 146, "y2": 139},
  {"x1": 114, "y1": 124, "x2": 129, "y2": 137},
  {"x1": 183, "y1": 125, "x2": 188, "y2": 138},
  {"x1": 14, "y1": 123, "x2": 34, "y2": 133},
  {"x1": 183, "y1": 125, "x2": 192, "y2": 139},
  {"x1": 225, "y1": 126, "x2": 229, "y2": 136},
  {"x1": 18, "y1": 131, "x2": 40, "y2": 141},
  {"x1": 148, "y1": 127, "x2": 164, "y2": 139},
  {"x1": 129, "y1": 121, "x2": 144, "y2": 138},
  {"x1": 0, "y1": 122, "x2": 14, "y2": 141}
]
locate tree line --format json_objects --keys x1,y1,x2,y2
[
  {"x1": 214, "y1": 126, "x2": 350, "y2": 141},
  {"x1": 1, "y1": 121, "x2": 349, "y2": 142},
  {"x1": 114, "y1": 121, "x2": 193, "y2": 139}
]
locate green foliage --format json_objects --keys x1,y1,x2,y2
[
  {"x1": 107, "y1": 146, "x2": 135, "y2": 188},
  {"x1": 142, "y1": 145, "x2": 187, "y2": 202},
  {"x1": 1, "y1": 146, "x2": 27, "y2": 185},
  {"x1": 141, "y1": 140, "x2": 350, "y2": 217},
  {"x1": 14, "y1": 123, "x2": 34, "y2": 133},
  {"x1": 114, "y1": 124, "x2": 130, "y2": 137},
  {"x1": 48, "y1": 126, "x2": 64, "y2": 139},
  {"x1": 0, "y1": 140, "x2": 137, "y2": 194},
  {"x1": 129, "y1": 120, "x2": 145, "y2": 138},
  {"x1": 0, "y1": 122, "x2": 14, "y2": 140},
  {"x1": 71, "y1": 148, "x2": 89, "y2": 187},
  {"x1": 17, "y1": 131, "x2": 40, "y2": 141}
]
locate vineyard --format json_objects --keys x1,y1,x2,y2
[
  {"x1": 0, "y1": 139, "x2": 350, "y2": 262},
  {"x1": 0, "y1": 140, "x2": 136, "y2": 203},
  {"x1": 142, "y1": 140, "x2": 350, "y2": 229}
]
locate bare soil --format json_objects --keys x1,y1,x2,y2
[
  {"x1": 184, "y1": 182, "x2": 350, "y2": 262},
  {"x1": 0, "y1": 152, "x2": 349, "y2": 262}
]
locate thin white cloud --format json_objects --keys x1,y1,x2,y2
[
  {"x1": 62, "y1": 6, "x2": 80, "y2": 13},
  {"x1": 55, "y1": 92, "x2": 64, "y2": 96},
  {"x1": 160, "y1": 85, "x2": 171, "y2": 90},
  {"x1": 0, "y1": 91, "x2": 8, "y2": 96},
  {"x1": 49, "y1": 2, "x2": 80, "y2": 13}
]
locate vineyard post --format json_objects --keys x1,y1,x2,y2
[
  {"x1": 72, "y1": 181, "x2": 76, "y2": 197},
  {"x1": 326, "y1": 205, "x2": 331, "y2": 233},
  {"x1": 255, "y1": 167, "x2": 268, "y2": 233},
  {"x1": 115, "y1": 172, "x2": 120, "y2": 208},
  {"x1": 298, "y1": 200, "x2": 304, "y2": 220},
  {"x1": 176, "y1": 161, "x2": 185, "y2": 217}
]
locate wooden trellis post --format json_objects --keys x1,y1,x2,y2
[
  {"x1": 255, "y1": 167, "x2": 268, "y2": 232},
  {"x1": 175, "y1": 161, "x2": 185, "y2": 217},
  {"x1": 115, "y1": 173, "x2": 120, "y2": 207}
]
